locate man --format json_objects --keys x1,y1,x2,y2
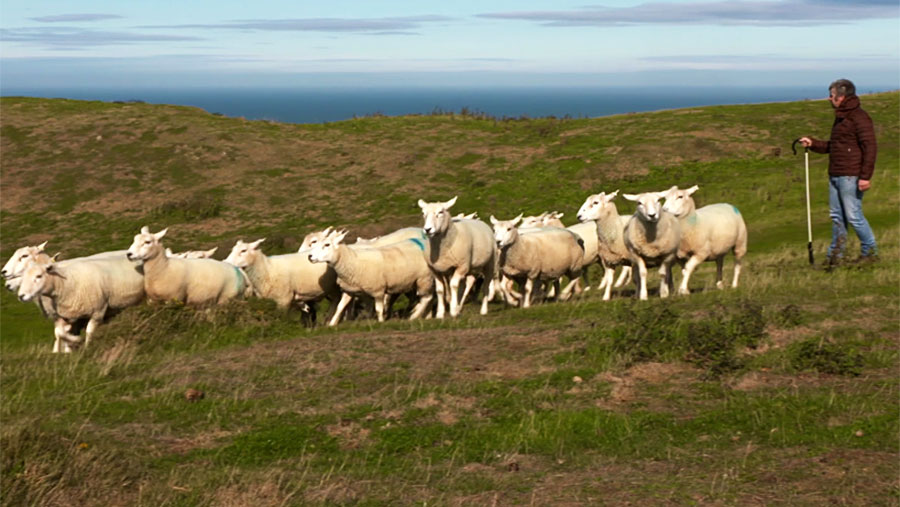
[{"x1": 799, "y1": 79, "x2": 878, "y2": 264}]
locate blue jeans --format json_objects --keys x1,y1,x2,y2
[{"x1": 827, "y1": 175, "x2": 877, "y2": 258}]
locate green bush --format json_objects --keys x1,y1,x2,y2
[{"x1": 789, "y1": 337, "x2": 864, "y2": 376}]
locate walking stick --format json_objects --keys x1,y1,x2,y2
[{"x1": 792, "y1": 139, "x2": 814, "y2": 265}]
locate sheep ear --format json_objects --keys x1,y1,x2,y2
[
  {"x1": 154, "y1": 228, "x2": 168, "y2": 240},
  {"x1": 37, "y1": 240, "x2": 48, "y2": 251},
  {"x1": 141, "y1": 226, "x2": 150, "y2": 234},
  {"x1": 687, "y1": 185, "x2": 699, "y2": 195},
  {"x1": 668, "y1": 185, "x2": 679, "y2": 192},
  {"x1": 165, "y1": 247, "x2": 174, "y2": 256},
  {"x1": 556, "y1": 212, "x2": 564, "y2": 219},
  {"x1": 444, "y1": 196, "x2": 458, "y2": 209},
  {"x1": 206, "y1": 247, "x2": 218, "y2": 256},
  {"x1": 489, "y1": 215, "x2": 498, "y2": 225},
  {"x1": 51, "y1": 252, "x2": 62, "y2": 261},
  {"x1": 333, "y1": 230, "x2": 348, "y2": 244},
  {"x1": 417, "y1": 199, "x2": 428, "y2": 210},
  {"x1": 622, "y1": 193, "x2": 639, "y2": 202},
  {"x1": 608, "y1": 189, "x2": 619, "y2": 200},
  {"x1": 250, "y1": 238, "x2": 265, "y2": 249},
  {"x1": 513, "y1": 213, "x2": 523, "y2": 226},
  {"x1": 323, "y1": 226, "x2": 334, "y2": 236}
]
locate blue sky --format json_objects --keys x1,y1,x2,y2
[{"x1": 1, "y1": 0, "x2": 898, "y2": 90}]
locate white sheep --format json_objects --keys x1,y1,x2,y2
[
  {"x1": 224, "y1": 238, "x2": 340, "y2": 318},
  {"x1": 165, "y1": 246, "x2": 218, "y2": 259},
  {"x1": 490, "y1": 214, "x2": 584, "y2": 308},
  {"x1": 3, "y1": 242, "x2": 126, "y2": 292},
  {"x1": 622, "y1": 191, "x2": 682, "y2": 301},
  {"x1": 126, "y1": 226, "x2": 250, "y2": 305},
  {"x1": 307, "y1": 229, "x2": 434, "y2": 324},
  {"x1": 576, "y1": 191, "x2": 634, "y2": 300},
  {"x1": 16, "y1": 256, "x2": 144, "y2": 352},
  {"x1": 418, "y1": 196, "x2": 498, "y2": 318},
  {"x1": 661, "y1": 185, "x2": 748, "y2": 294}
]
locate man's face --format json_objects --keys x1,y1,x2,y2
[{"x1": 829, "y1": 89, "x2": 845, "y2": 109}]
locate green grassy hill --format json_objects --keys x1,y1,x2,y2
[{"x1": 1, "y1": 93, "x2": 898, "y2": 505}]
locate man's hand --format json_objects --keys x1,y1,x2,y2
[
  {"x1": 858, "y1": 179, "x2": 871, "y2": 192},
  {"x1": 799, "y1": 137, "x2": 813, "y2": 148}
]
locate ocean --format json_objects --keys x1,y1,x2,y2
[{"x1": 0, "y1": 86, "x2": 844, "y2": 124}]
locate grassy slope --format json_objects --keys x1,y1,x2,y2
[{"x1": 1, "y1": 93, "x2": 898, "y2": 505}]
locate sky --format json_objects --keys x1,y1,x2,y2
[{"x1": 1, "y1": 0, "x2": 898, "y2": 90}]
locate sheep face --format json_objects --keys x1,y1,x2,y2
[
  {"x1": 577, "y1": 191, "x2": 619, "y2": 222},
  {"x1": 661, "y1": 185, "x2": 699, "y2": 218},
  {"x1": 307, "y1": 230, "x2": 347, "y2": 265},
  {"x1": 542, "y1": 212, "x2": 565, "y2": 227},
  {"x1": 171, "y1": 247, "x2": 218, "y2": 259},
  {"x1": 17, "y1": 262, "x2": 52, "y2": 303},
  {"x1": 520, "y1": 214, "x2": 545, "y2": 228},
  {"x1": 2, "y1": 242, "x2": 47, "y2": 290},
  {"x1": 224, "y1": 239, "x2": 264, "y2": 268},
  {"x1": 490, "y1": 214, "x2": 523, "y2": 248},
  {"x1": 418, "y1": 196, "x2": 457, "y2": 237},
  {"x1": 623, "y1": 192, "x2": 666, "y2": 223},
  {"x1": 126, "y1": 226, "x2": 167, "y2": 262},
  {"x1": 298, "y1": 227, "x2": 333, "y2": 253}
]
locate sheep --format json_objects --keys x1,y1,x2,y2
[
  {"x1": 165, "y1": 246, "x2": 218, "y2": 259},
  {"x1": 576, "y1": 191, "x2": 634, "y2": 300},
  {"x1": 126, "y1": 226, "x2": 250, "y2": 305},
  {"x1": 661, "y1": 185, "x2": 748, "y2": 294},
  {"x1": 418, "y1": 196, "x2": 498, "y2": 318},
  {"x1": 224, "y1": 238, "x2": 340, "y2": 319},
  {"x1": 3, "y1": 242, "x2": 126, "y2": 292},
  {"x1": 520, "y1": 211, "x2": 564, "y2": 229},
  {"x1": 490, "y1": 214, "x2": 584, "y2": 307},
  {"x1": 16, "y1": 256, "x2": 144, "y2": 352},
  {"x1": 307, "y1": 229, "x2": 434, "y2": 324},
  {"x1": 622, "y1": 191, "x2": 682, "y2": 301}
]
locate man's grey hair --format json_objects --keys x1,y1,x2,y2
[{"x1": 829, "y1": 79, "x2": 856, "y2": 97}]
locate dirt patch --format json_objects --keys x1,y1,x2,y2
[{"x1": 595, "y1": 362, "x2": 700, "y2": 410}]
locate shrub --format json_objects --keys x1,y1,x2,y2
[{"x1": 789, "y1": 337, "x2": 864, "y2": 376}]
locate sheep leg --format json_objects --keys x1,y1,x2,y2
[
  {"x1": 561, "y1": 277, "x2": 581, "y2": 301},
  {"x1": 635, "y1": 258, "x2": 649, "y2": 301},
  {"x1": 53, "y1": 320, "x2": 72, "y2": 353},
  {"x1": 480, "y1": 276, "x2": 496, "y2": 315},
  {"x1": 433, "y1": 276, "x2": 448, "y2": 319},
  {"x1": 523, "y1": 278, "x2": 535, "y2": 308},
  {"x1": 601, "y1": 267, "x2": 615, "y2": 301},
  {"x1": 581, "y1": 266, "x2": 592, "y2": 292},
  {"x1": 716, "y1": 256, "x2": 726, "y2": 289},
  {"x1": 731, "y1": 255, "x2": 742, "y2": 289},
  {"x1": 502, "y1": 276, "x2": 522, "y2": 305},
  {"x1": 614, "y1": 266, "x2": 632, "y2": 288},
  {"x1": 658, "y1": 262, "x2": 673, "y2": 298},
  {"x1": 329, "y1": 292, "x2": 354, "y2": 326},
  {"x1": 679, "y1": 256, "x2": 703, "y2": 295},
  {"x1": 373, "y1": 293, "x2": 387, "y2": 322},
  {"x1": 448, "y1": 274, "x2": 463, "y2": 317},
  {"x1": 460, "y1": 275, "x2": 476, "y2": 304}
]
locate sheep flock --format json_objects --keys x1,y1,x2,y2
[{"x1": 3, "y1": 186, "x2": 747, "y2": 352}]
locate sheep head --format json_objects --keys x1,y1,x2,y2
[
  {"x1": 623, "y1": 192, "x2": 666, "y2": 223},
  {"x1": 307, "y1": 229, "x2": 347, "y2": 265},
  {"x1": 224, "y1": 239, "x2": 264, "y2": 267},
  {"x1": 126, "y1": 226, "x2": 167, "y2": 262},
  {"x1": 418, "y1": 196, "x2": 457, "y2": 237},
  {"x1": 661, "y1": 185, "x2": 699, "y2": 218},
  {"x1": 490, "y1": 214, "x2": 523, "y2": 248}
]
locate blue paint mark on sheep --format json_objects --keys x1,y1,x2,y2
[
  {"x1": 732, "y1": 205, "x2": 741, "y2": 215},
  {"x1": 687, "y1": 214, "x2": 698, "y2": 225},
  {"x1": 233, "y1": 266, "x2": 246, "y2": 293},
  {"x1": 408, "y1": 237, "x2": 425, "y2": 251}
]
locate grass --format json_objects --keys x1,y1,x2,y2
[{"x1": 1, "y1": 92, "x2": 898, "y2": 505}]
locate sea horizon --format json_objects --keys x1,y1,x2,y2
[{"x1": 2, "y1": 85, "x2": 896, "y2": 125}]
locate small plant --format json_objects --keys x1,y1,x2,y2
[{"x1": 789, "y1": 337, "x2": 864, "y2": 376}]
